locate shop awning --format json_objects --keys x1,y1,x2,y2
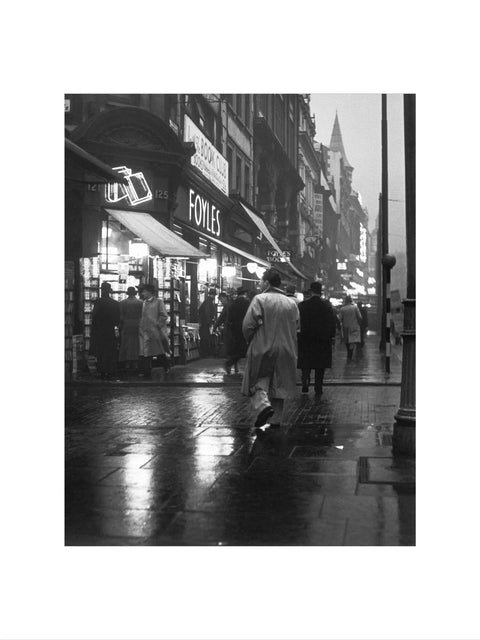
[
  {"x1": 196, "y1": 231, "x2": 271, "y2": 268},
  {"x1": 105, "y1": 208, "x2": 208, "y2": 259},
  {"x1": 65, "y1": 138, "x2": 128, "y2": 183},
  {"x1": 239, "y1": 202, "x2": 307, "y2": 280}
]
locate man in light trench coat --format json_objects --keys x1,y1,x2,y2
[
  {"x1": 139, "y1": 283, "x2": 171, "y2": 378},
  {"x1": 241, "y1": 268, "x2": 300, "y2": 428}
]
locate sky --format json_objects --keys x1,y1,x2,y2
[{"x1": 310, "y1": 93, "x2": 406, "y2": 254}]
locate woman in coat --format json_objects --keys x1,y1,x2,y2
[
  {"x1": 90, "y1": 282, "x2": 120, "y2": 379},
  {"x1": 139, "y1": 283, "x2": 170, "y2": 377},
  {"x1": 119, "y1": 286, "x2": 143, "y2": 373},
  {"x1": 338, "y1": 295, "x2": 362, "y2": 360},
  {"x1": 242, "y1": 269, "x2": 299, "y2": 429},
  {"x1": 297, "y1": 281, "x2": 337, "y2": 396}
]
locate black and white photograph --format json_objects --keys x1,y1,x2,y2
[
  {"x1": 64, "y1": 92, "x2": 416, "y2": 546},
  {"x1": 2, "y1": 1, "x2": 479, "y2": 638}
]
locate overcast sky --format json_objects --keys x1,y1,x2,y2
[{"x1": 310, "y1": 93, "x2": 406, "y2": 254}]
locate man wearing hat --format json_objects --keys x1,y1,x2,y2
[
  {"x1": 198, "y1": 288, "x2": 217, "y2": 357},
  {"x1": 223, "y1": 286, "x2": 250, "y2": 374},
  {"x1": 90, "y1": 281, "x2": 121, "y2": 380},
  {"x1": 118, "y1": 286, "x2": 143, "y2": 374},
  {"x1": 297, "y1": 281, "x2": 337, "y2": 397}
]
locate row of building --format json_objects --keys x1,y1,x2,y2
[{"x1": 65, "y1": 94, "x2": 376, "y2": 372}]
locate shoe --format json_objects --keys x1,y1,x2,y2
[
  {"x1": 314, "y1": 391, "x2": 323, "y2": 398},
  {"x1": 223, "y1": 363, "x2": 231, "y2": 375},
  {"x1": 302, "y1": 385, "x2": 309, "y2": 393},
  {"x1": 234, "y1": 366, "x2": 239, "y2": 374},
  {"x1": 254, "y1": 406, "x2": 274, "y2": 428}
]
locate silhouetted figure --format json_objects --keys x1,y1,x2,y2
[
  {"x1": 338, "y1": 295, "x2": 362, "y2": 361},
  {"x1": 357, "y1": 301, "x2": 369, "y2": 347},
  {"x1": 90, "y1": 282, "x2": 120, "y2": 379},
  {"x1": 198, "y1": 289, "x2": 217, "y2": 357},
  {"x1": 297, "y1": 281, "x2": 337, "y2": 397},
  {"x1": 224, "y1": 287, "x2": 250, "y2": 374},
  {"x1": 119, "y1": 286, "x2": 143, "y2": 373}
]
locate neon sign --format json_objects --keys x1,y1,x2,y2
[{"x1": 105, "y1": 166, "x2": 152, "y2": 206}]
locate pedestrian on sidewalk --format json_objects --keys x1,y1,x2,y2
[
  {"x1": 198, "y1": 288, "x2": 217, "y2": 357},
  {"x1": 297, "y1": 281, "x2": 337, "y2": 397},
  {"x1": 90, "y1": 282, "x2": 120, "y2": 380},
  {"x1": 242, "y1": 268, "x2": 299, "y2": 428},
  {"x1": 338, "y1": 295, "x2": 362, "y2": 361},
  {"x1": 139, "y1": 284, "x2": 170, "y2": 378},
  {"x1": 118, "y1": 286, "x2": 143, "y2": 374},
  {"x1": 285, "y1": 284, "x2": 299, "y2": 304},
  {"x1": 223, "y1": 287, "x2": 250, "y2": 374},
  {"x1": 213, "y1": 291, "x2": 230, "y2": 357},
  {"x1": 357, "y1": 301, "x2": 369, "y2": 347}
]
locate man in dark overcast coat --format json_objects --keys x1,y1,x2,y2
[{"x1": 297, "y1": 281, "x2": 337, "y2": 397}]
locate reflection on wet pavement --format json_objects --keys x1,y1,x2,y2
[{"x1": 66, "y1": 385, "x2": 415, "y2": 546}]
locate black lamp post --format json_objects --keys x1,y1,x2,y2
[{"x1": 393, "y1": 94, "x2": 416, "y2": 456}]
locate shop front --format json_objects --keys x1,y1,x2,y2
[{"x1": 65, "y1": 107, "x2": 208, "y2": 373}]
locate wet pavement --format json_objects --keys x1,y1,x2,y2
[
  {"x1": 66, "y1": 335, "x2": 415, "y2": 545},
  {"x1": 69, "y1": 332, "x2": 402, "y2": 387}
]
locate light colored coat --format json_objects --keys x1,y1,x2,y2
[
  {"x1": 139, "y1": 296, "x2": 169, "y2": 357},
  {"x1": 241, "y1": 288, "x2": 300, "y2": 399},
  {"x1": 339, "y1": 302, "x2": 362, "y2": 344}
]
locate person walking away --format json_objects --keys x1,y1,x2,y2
[
  {"x1": 242, "y1": 269, "x2": 299, "y2": 429},
  {"x1": 297, "y1": 281, "x2": 337, "y2": 397},
  {"x1": 338, "y1": 295, "x2": 362, "y2": 361},
  {"x1": 285, "y1": 284, "x2": 299, "y2": 304},
  {"x1": 224, "y1": 287, "x2": 250, "y2": 374},
  {"x1": 90, "y1": 282, "x2": 120, "y2": 380},
  {"x1": 214, "y1": 291, "x2": 230, "y2": 357},
  {"x1": 357, "y1": 301, "x2": 369, "y2": 347},
  {"x1": 118, "y1": 286, "x2": 143, "y2": 375},
  {"x1": 198, "y1": 289, "x2": 217, "y2": 357},
  {"x1": 139, "y1": 284, "x2": 170, "y2": 378}
]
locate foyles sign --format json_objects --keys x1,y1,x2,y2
[
  {"x1": 184, "y1": 115, "x2": 228, "y2": 195},
  {"x1": 189, "y1": 188, "x2": 222, "y2": 237}
]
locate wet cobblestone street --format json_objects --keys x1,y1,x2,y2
[{"x1": 66, "y1": 381, "x2": 415, "y2": 546}]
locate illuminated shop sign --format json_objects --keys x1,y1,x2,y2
[
  {"x1": 105, "y1": 166, "x2": 152, "y2": 206},
  {"x1": 313, "y1": 193, "x2": 323, "y2": 235},
  {"x1": 189, "y1": 188, "x2": 221, "y2": 237},
  {"x1": 184, "y1": 115, "x2": 228, "y2": 195},
  {"x1": 267, "y1": 249, "x2": 291, "y2": 263},
  {"x1": 359, "y1": 223, "x2": 367, "y2": 263}
]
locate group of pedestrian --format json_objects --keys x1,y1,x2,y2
[
  {"x1": 90, "y1": 282, "x2": 171, "y2": 380},
  {"x1": 238, "y1": 268, "x2": 369, "y2": 430}
]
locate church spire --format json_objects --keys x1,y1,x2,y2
[{"x1": 330, "y1": 111, "x2": 352, "y2": 169}]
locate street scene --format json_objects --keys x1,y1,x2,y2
[{"x1": 65, "y1": 93, "x2": 416, "y2": 546}]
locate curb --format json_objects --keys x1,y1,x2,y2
[{"x1": 66, "y1": 379, "x2": 401, "y2": 388}]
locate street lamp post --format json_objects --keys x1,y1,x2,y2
[{"x1": 393, "y1": 94, "x2": 416, "y2": 456}]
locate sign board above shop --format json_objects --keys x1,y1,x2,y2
[
  {"x1": 175, "y1": 185, "x2": 223, "y2": 239},
  {"x1": 184, "y1": 115, "x2": 229, "y2": 195}
]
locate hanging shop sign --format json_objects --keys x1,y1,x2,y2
[
  {"x1": 313, "y1": 193, "x2": 324, "y2": 235},
  {"x1": 183, "y1": 115, "x2": 228, "y2": 195},
  {"x1": 105, "y1": 166, "x2": 152, "y2": 206},
  {"x1": 267, "y1": 249, "x2": 291, "y2": 263},
  {"x1": 359, "y1": 223, "x2": 367, "y2": 263}
]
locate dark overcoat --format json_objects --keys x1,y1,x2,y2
[
  {"x1": 90, "y1": 295, "x2": 120, "y2": 373},
  {"x1": 225, "y1": 296, "x2": 250, "y2": 359},
  {"x1": 297, "y1": 296, "x2": 337, "y2": 369}
]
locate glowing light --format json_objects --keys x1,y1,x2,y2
[
  {"x1": 255, "y1": 267, "x2": 266, "y2": 279},
  {"x1": 105, "y1": 166, "x2": 152, "y2": 206},
  {"x1": 101, "y1": 226, "x2": 112, "y2": 239},
  {"x1": 246, "y1": 262, "x2": 258, "y2": 274},
  {"x1": 129, "y1": 240, "x2": 149, "y2": 258},
  {"x1": 222, "y1": 265, "x2": 236, "y2": 278}
]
